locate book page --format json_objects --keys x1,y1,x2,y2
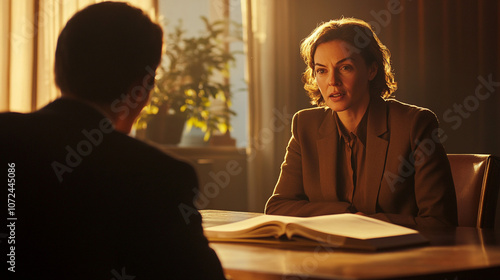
[
  {"x1": 287, "y1": 214, "x2": 419, "y2": 240},
  {"x1": 204, "y1": 215, "x2": 304, "y2": 239}
]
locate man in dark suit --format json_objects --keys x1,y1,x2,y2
[{"x1": 0, "y1": 2, "x2": 226, "y2": 279}]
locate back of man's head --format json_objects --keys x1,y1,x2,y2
[{"x1": 54, "y1": 1, "x2": 163, "y2": 104}]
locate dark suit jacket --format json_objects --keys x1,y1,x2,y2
[
  {"x1": 0, "y1": 99, "x2": 226, "y2": 279},
  {"x1": 265, "y1": 96, "x2": 458, "y2": 228}
]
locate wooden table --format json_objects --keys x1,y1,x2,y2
[{"x1": 201, "y1": 210, "x2": 500, "y2": 280}]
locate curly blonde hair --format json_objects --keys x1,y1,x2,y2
[{"x1": 300, "y1": 17, "x2": 397, "y2": 106}]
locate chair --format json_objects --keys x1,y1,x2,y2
[{"x1": 447, "y1": 154, "x2": 500, "y2": 228}]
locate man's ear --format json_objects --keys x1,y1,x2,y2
[
  {"x1": 142, "y1": 73, "x2": 156, "y2": 91},
  {"x1": 129, "y1": 73, "x2": 155, "y2": 105},
  {"x1": 368, "y1": 62, "x2": 378, "y2": 81}
]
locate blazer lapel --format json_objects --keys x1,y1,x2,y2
[
  {"x1": 357, "y1": 96, "x2": 390, "y2": 213},
  {"x1": 317, "y1": 109, "x2": 340, "y2": 201}
]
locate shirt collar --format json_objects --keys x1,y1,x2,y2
[{"x1": 333, "y1": 104, "x2": 370, "y2": 147}]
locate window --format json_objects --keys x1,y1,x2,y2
[{"x1": 155, "y1": 0, "x2": 247, "y2": 147}]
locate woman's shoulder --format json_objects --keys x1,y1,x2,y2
[
  {"x1": 291, "y1": 106, "x2": 333, "y2": 139},
  {"x1": 294, "y1": 106, "x2": 331, "y2": 119},
  {"x1": 384, "y1": 98, "x2": 437, "y2": 119},
  {"x1": 382, "y1": 98, "x2": 439, "y2": 127}
]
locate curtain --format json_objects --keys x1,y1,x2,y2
[
  {"x1": 383, "y1": 0, "x2": 500, "y2": 156},
  {"x1": 242, "y1": 0, "x2": 300, "y2": 211},
  {"x1": 1, "y1": 0, "x2": 157, "y2": 113}
]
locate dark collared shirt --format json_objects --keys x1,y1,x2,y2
[{"x1": 334, "y1": 107, "x2": 369, "y2": 206}]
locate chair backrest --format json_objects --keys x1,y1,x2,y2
[{"x1": 447, "y1": 154, "x2": 500, "y2": 228}]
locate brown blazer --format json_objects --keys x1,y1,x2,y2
[{"x1": 265, "y1": 96, "x2": 458, "y2": 228}]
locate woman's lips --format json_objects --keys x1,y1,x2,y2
[{"x1": 329, "y1": 92, "x2": 345, "y2": 99}]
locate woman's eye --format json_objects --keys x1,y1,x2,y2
[
  {"x1": 340, "y1": 65, "x2": 353, "y2": 72},
  {"x1": 315, "y1": 68, "x2": 326, "y2": 74}
]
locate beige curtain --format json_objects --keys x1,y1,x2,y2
[
  {"x1": 1, "y1": 0, "x2": 157, "y2": 113},
  {"x1": 242, "y1": 0, "x2": 299, "y2": 211}
]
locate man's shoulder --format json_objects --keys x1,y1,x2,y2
[
  {"x1": 0, "y1": 109, "x2": 194, "y2": 183},
  {"x1": 0, "y1": 111, "x2": 24, "y2": 119},
  {"x1": 0, "y1": 111, "x2": 34, "y2": 126},
  {"x1": 0, "y1": 112, "x2": 42, "y2": 143},
  {"x1": 101, "y1": 131, "x2": 194, "y2": 176},
  {"x1": 114, "y1": 135, "x2": 192, "y2": 169}
]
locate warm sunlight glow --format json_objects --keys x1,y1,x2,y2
[{"x1": 1, "y1": 0, "x2": 156, "y2": 113}]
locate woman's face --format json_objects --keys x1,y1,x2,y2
[{"x1": 314, "y1": 40, "x2": 377, "y2": 116}]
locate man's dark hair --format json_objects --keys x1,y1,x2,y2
[{"x1": 54, "y1": 1, "x2": 163, "y2": 104}]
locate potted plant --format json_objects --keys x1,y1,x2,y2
[{"x1": 136, "y1": 16, "x2": 239, "y2": 145}]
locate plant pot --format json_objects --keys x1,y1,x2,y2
[{"x1": 145, "y1": 113, "x2": 187, "y2": 145}]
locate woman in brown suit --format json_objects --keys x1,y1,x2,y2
[{"x1": 265, "y1": 18, "x2": 457, "y2": 228}]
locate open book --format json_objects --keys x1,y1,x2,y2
[{"x1": 204, "y1": 213, "x2": 428, "y2": 251}]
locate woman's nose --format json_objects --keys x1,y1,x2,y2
[{"x1": 328, "y1": 72, "x2": 340, "y2": 86}]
